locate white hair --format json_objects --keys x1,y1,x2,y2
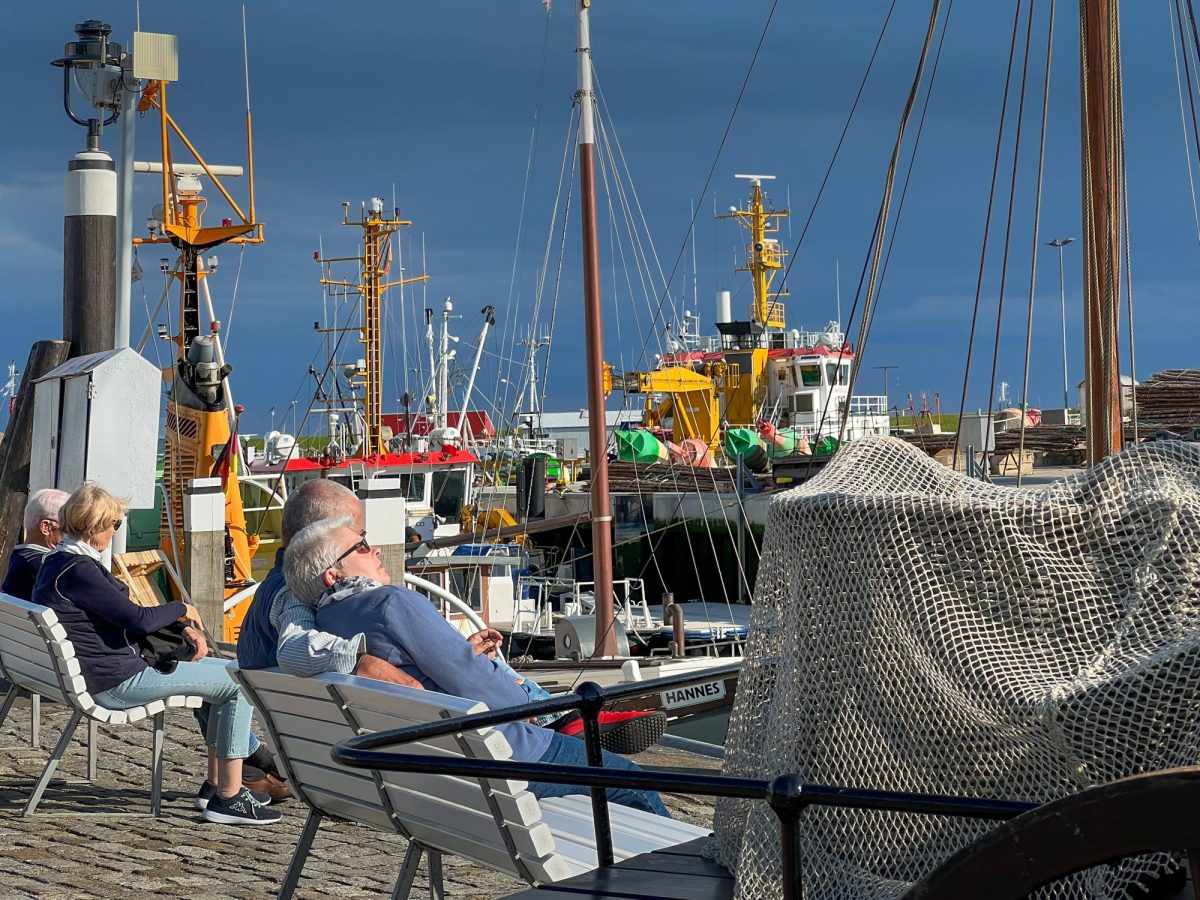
[
  {"x1": 24, "y1": 489, "x2": 69, "y2": 537},
  {"x1": 283, "y1": 515, "x2": 356, "y2": 606}
]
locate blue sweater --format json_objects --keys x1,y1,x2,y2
[
  {"x1": 33, "y1": 551, "x2": 187, "y2": 695},
  {"x1": 315, "y1": 585, "x2": 552, "y2": 761},
  {"x1": 236, "y1": 548, "x2": 285, "y2": 670},
  {"x1": 2, "y1": 545, "x2": 49, "y2": 601}
]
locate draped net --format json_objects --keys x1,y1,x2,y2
[{"x1": 710, "y1": 436, "x2": 1200, "y2": 899}]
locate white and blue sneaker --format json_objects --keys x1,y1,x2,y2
[
  {"x1": 194, "y1": 780, "x2": 271, "y2": 811},
  {"x1": 201, "y1": 786, "x2": 282, "y2": 825}
]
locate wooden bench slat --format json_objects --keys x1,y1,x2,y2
[
  {"x1": 300, "y1": 786, "x2": 398, "y2": 833},
  {"x1": 0, "y1": 636, "x2": 82, "y2": 677}
]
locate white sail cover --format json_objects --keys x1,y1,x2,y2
[{"x1": 711, "y1": 435, "x2": 1200, "y2": 899}]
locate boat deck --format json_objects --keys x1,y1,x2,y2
[{"x1": 0, "y1": 689, "x2": 719, "y2": 899}]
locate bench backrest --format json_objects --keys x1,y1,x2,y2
[
  {"x1": 233, "y1": 667, "x2": 574, "y2": 884},
  {"x1": 0, "y1": 593, "x2": 76, "y2": 705},
  {"x1": 330, "y1": 675, "x2": 574, "y2": 883}
]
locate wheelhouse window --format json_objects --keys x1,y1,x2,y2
[
  {"x1": 799, "y1": 364, "x2": 821, "y2": 387},
  {"x1": 432, "y1": 469, "x2": 468, "y2": 519}
]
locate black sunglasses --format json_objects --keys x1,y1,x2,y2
[{"x1": 333, "y1": 532, "x2": 371, "y2": 567}]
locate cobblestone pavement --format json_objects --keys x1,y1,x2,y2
[{"x1": 0, "y1": 692, "x2": 718, "y2": 899}]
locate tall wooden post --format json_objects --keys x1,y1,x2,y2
[
  {"x1": 576, "y1": 0, "x2": 617, "y2": 657},
  {"x1": 1079, "y1": 0, "x2": 1124, "y2": 462},
  {"x1": 0, "y1": 341, "x2": 71, "y2": 562}
]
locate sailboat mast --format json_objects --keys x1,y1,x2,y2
[
  {"x1": 576, "y1": 0, "x2": 617, "y2": 657},
  {"x1": 1079, "y1": 0, "x2": 1124, "y2": 462}
]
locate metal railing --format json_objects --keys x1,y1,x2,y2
[{"x1": 332, "y1": 665, "x2": 1033, "y2": 899}]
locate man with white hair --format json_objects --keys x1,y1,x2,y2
[
  {"x1": 284, "y1": 517, "x2": 670, "y2": 817},
  {"x1": 2, "y1": 489, "x2": 69, "y2": 600}
]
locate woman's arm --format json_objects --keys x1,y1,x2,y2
[{"x1": 60, "y1": 559, "x2": 186, "y2": 637}]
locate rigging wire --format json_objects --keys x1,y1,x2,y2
[
  {"x1": 983, "y1": 0, "x2": 1037, "y2": 437},
  {"x1": 1016, "y1": 0, "x2": 1056, "y2": 487},
  {"x1": 951, "y1": 2, "x2": 1026, "y2": 462},
  {"x1": 1167, "y1": 0, "x2": 1200, "y2": 246}
]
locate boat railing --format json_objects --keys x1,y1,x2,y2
[
  {"x1": 848, "y1": 395, "x2": 889, "y2": 416},
  {"x1": 514, "y1": 575, "x2": 652, "y2": 634},
  {"x1": 332, "y1": 664, "x2": 1032, "y2": 899}
]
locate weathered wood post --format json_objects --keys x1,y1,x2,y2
[{"x1": 183, "y1": 477, "x2": 225, "y2": 636}]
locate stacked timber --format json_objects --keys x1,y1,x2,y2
[{"x1": 1131, "y1": 369, "x2": 1200, "y2": 431}]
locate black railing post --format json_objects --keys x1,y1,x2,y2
[
  {"x1": 769, "y1": 774, "x2": 807, "y2": 900},
  {"x1": 578, "y1": 680, "x2": 615, "y2": 867}
]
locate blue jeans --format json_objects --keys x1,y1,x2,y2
[
  {"x1": 94, "y1": 658, "x2": 254, "y2": 759},
  {"x1": 532, "y1": 731, "x2": 671, "y2": 818}
]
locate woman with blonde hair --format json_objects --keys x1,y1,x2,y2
[{"x1": 32, "y1": 482, "x2": 279, "y2": 825}]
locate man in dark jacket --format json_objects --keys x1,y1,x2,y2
[{"x1": 2, "y1": 489, "x2": 68, "y2": 600}]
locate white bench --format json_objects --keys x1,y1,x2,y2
[
  {"x1": 231, "y1": 667, "x2": 710, "y2": 900},
  {"x1": 0, "y1": 593, "x2": 204, "y2": 815}
]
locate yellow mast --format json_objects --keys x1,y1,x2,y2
[
  {"x1": 317, "y1": 200, "x2": 428, "y2": 456},
  {"x1": 718, "y1": 175, "x2": 788, "y2": 329},
  {"x1": 133, "y1": 78, "x2": 263, "y2": 639}
]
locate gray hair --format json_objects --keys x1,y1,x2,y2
[
  {"x1": 24, "y1": 489, "x2": 69, "y2": 537},
  {"x1": 283, "y1": 514, "x2": 356, "y2": 606},
  {"x1": 281, "y1": 479, "x2": 359, "y2": 544}
]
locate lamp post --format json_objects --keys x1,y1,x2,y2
[
  {"x1": 1046, "y1": 237, "x2": 1075, "y2": 410},
  {"x1": 873, "y1": 365, "x2": 897, "y2": 427}
]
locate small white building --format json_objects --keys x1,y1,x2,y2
[{"x1": 530, "y1": 409, "x2": 636, "y2": 459}]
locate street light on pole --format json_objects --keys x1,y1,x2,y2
[
  {"x1": 873, "y1": 365, "x2": 897, "y2": 427},
  {"x1": 1046, "y1": 237, "x2": 1075, "y2": 410}
]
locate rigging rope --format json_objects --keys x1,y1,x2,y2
[
  {"x1": 952, "y1": 2, "x2": 1026, "y2": 462},
  {"x1": 1168, "y1": 0, "x2": 1200, "y2": 247},
  {"x1": 1017, "y1": 0, "x2": 1057, "y2": 487},
  {"x1": 984, "y1": 0, "x2": 1038, "y2": 439}
]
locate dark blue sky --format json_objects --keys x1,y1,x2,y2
[{"x1": 5, "y1": 2, "x2": 1200, "y2": 436}]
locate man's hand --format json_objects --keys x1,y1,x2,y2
[
  {"x1": 354, "y1": 653, "x2": 424, "y2": 689},
  {"x1": 467, "y1": 628, "x2": 504, "y2": 659},
  {"x1": 181, "y1": 624, "x2": 208, "y2": 662}
]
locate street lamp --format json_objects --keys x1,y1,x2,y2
[
  {"x1": 1046, "y1": 237, "x2": 1075, "y2": 410},
  {"x1": 873, "y1": 365, "x2": 898, "y2": 428}
]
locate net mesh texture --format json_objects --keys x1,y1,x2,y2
[{"x1": 710, "y1": 435, "x2": 1200, "y2": 899}]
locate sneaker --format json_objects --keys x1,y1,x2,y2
[
  {"x1": 557, "y1": 710, "x2": 667, "y2": 755},
  {"x1": 202, "y1": 787, "x2": 282, "y2": 825},
  {"x1": 194, "y1": 780, "x2": 272, "y2": 811}
]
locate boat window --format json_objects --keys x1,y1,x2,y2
[
  {"x1": 798, "y1": 365, "x2": 821, "y2": 387},
  {"x1": 432, "y1": 470, "x2": 467, "y2": 519},
  {"x1": 825, "y1": 363, "x2": 849, "y2": 385},
  {"x1": 380, "y1": 473, "x2": 427, "y2": 502},
  {"x1": 789, "y1": 393, "x2": 816, "y2": 413}
]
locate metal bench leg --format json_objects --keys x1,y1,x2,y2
[
  {"x1": 0, "y1": 686, "x2": 17, "y2": 732},
  {"x1": 30, "y1": 693, "x2": 41, "y2": 748},
  {"x1": 23, "y1": 710, "x2": 83, "y2": 817},
  {"x1": 86, "y1": 718, "x2": 98, "y2": 782},
  {"x1": 390, "y1": 842, "x2": 425, "y2": 900},
  {"x1": 426, "y1": 850, "x2": 443, "y2": 900},
  {"x1": 278, "y1": 810, "x2": 323, "y2": 900},
  {"x1": 149, "y1": 712, "x2": 165, "y2": 816}
]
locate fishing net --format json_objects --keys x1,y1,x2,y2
[{"x1": 711, "y1": 435, "x2": 1200, "y2": 899}]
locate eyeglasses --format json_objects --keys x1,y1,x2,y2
[
  {"x1": 332, "y1": 532, "x2": 371, "y2": 567},
  {"x1": 111, "y1": 520, "x2": 122, "y2": 532}
]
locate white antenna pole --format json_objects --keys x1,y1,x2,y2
[
  {"x1": 787, "y1": 184, "x2": 793, "y2": 244},
  {"x1": 438, "y1": 298, "x2": 452, "y2": 431},
  {"x1": 459, "y1": 306, "x2": 495, "y2": 443},
  {"x1": 690, "y1": 198, "x2": 698, "y2": 316},
  {"x1": 836, "y1": 257, "x2": 842, "y2": 329}
]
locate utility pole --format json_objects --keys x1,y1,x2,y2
[
  {"x1": 873, "y1": 365, "x2": 897, "y2": 426},
  {"x1": 1046, "y1": 237, "x2": 1075, "y2": 411}
]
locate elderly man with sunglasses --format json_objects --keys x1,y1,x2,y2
[
  {"x1": 283, "y1": 516, "x2": 671, "y2": 817},
  {"x1": 2, "y1": 489, "x2": 69, "y2": 600}
]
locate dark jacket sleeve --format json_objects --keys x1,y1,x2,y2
[{"x1": 58, "y1": 558, "x2": 186, "y2": 637}]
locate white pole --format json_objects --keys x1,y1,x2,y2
[
  {"x1": 114, "y1": 81, "x2": 138, "y2": 348},
  {"x1": 458, "y1": 306, "x2": 495, "y2": 443},
  {"x1": 439, "y1": 298, "x2": 452, "y2": 431}
]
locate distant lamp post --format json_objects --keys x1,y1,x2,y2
[
  {"x1": 1046, "y1": 237, "x2": 1076, "y2": 410},
  {"x1": 873, "y1": 365, "x2": 898, "y2": 427}
]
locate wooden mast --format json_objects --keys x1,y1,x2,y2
[
  {"x1": 576, "y1": 0, "x2": 617, "y2": 657},
  {"x1": 1079, "y1": 0, "x2": 1124, "y2": 462}
]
